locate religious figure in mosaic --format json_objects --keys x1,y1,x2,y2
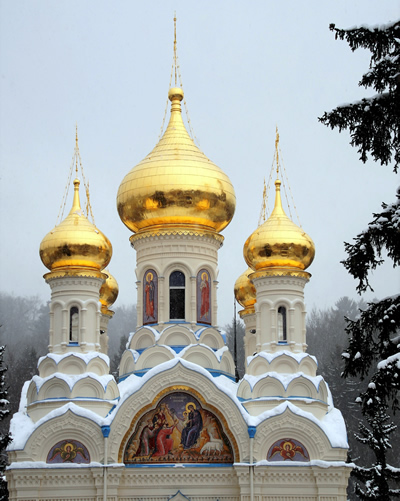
[
  {"x1": 124, "y1": 392, "x2": 233, "y2": 464},
  {"x1": 143, "y1": 269, "x2": 158, "y2": 324},
  {"x1": 181, "y1": 403, "x2": 203, "y2": 449},
  {"x1": 267, "y1": 438, "x2": 309, "y2": 461},
  {"x1": 197, "y1": 269, "x2": 211, "y2": 324},
  {"x1": 47, "y1": 440, "x2": 90, "y2": 464}
]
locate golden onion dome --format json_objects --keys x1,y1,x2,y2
[
  {"x1": 234, "y1": 267, "x2": 256, "y2": 309},
  {"x1": 117, "y1": 87, "x2": 236, "y2": 234},
  {"x1": 100, "y1": 270, "x2": 119, "y2": 310},
  {"x1": 244, "y1": 179, "x2": 315, "y2": 272},
  {"x1": 40, "y1": 178, "x2": 112, "y2": 273}
]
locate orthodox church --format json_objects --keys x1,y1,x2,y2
[{"x1": 6, "y1": 31, "x2": 351, "y2": 501}]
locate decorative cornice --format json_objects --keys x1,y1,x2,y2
[
  {"x1": 130, "y1": 228, "x2": 224, "y2": 246},
  {"x1": 44, "y1": 270, "x2": 106, "y2": 281},
  {"x1": 250, "y1": 269, "x2": 311, "y2": 282}
]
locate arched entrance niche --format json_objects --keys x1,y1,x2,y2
[{"x1": 122, "y1": 390, "x2": 235, "y2": 464}]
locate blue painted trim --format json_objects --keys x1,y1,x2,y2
[
  {"x1": 28, "y1": 396, "x2": 120, "y2": 404},
  {"x1": 170, "y1": 345, "x2": 186, "y2": 353},
  {"x1": 248, "y1": 426, "x2": 257, "y2": 438},
  {"x1": 169, "y1": 491, "x2": 190, "y2": 501},
  {"x1": 68, "y1": 342, "x2": 79, "y2": 346},
  {"x1": 207, "y1": 369, "x2": 236, "y2": 381},
  {"x1": 101, "y1": 426, "x2": 111, "y2": 438},
  {"x1": 239, "y1": 395, "x2": 326, "y2": 404},
  {"x1": 119, "y1": 367, "x2": 236, "y2": 381}
]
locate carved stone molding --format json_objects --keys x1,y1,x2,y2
[
  {"x1": 24, "y1": 410, "x2": 104, "y2": 462},
  {"x1": 252, "y1": 408, "x2": 334, "y2": 461}
]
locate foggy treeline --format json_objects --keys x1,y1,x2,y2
[{"x1": 0, "y1": 293, "x2": 398, "y2": 499}]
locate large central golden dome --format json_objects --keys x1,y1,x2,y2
[{"x1": 117, "y1": 87, "x2": 236, "y2": 234}]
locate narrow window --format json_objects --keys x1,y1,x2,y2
[
  {"x1": 69, "y1": 306, "x2": 79, "y2": 343},
  {"x1": 169, "y1": 271, "x2": 185, "y2": 320},
  {"x1": 278, "y1": 306, "x2": 287, "y2": 342}
]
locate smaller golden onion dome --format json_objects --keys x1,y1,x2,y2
[
  {"x1": 100, "y1": 270, "x2": 119, "y2": 311},
  {"x1": 117, "y1": 86, "x2": 236, "y2": 234},
  {"x1": 40, "y1": 178, "x2": 112, "y2": 273},
  {"x1": 234, "y1": 267, "x2": 256, "y2": 309},
  {"x1": 244, "y1": 179, "x2": 315, "y2": 272}
]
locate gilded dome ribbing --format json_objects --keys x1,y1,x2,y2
[
  {"x1": 40, "y1": 178, "x2": 112, "y2": 273},
  {"x1": 117, "y1": 87, "x2": 236, "y2": 234},
  {"x1": 244, "y1": 179, "x2": 315, "y2": 272}
]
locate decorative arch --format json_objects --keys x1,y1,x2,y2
[
  {"x1": 159, "y1": 326, "x2": 196, "y2": 346},
  {"x1": 58, "y1": 356, "x2": 86, "y2": 375},
  {"x1": 137, "y1": 346, "x2": 175, "y2": 371},
  {"x1": 143, "y1": 268, "x2": 158, "y2": 325},
  {"x1": 23, "y1": 410, "x2": 104, "y2": 462},
  {"x1": 198, "y1": 328, "x2": 224, "y2": 350},
  {"x1": 197, "y1": 268, "x2": 211, "y2": 324},
  {"x1": 132, "y1": 330, "x2": 155, "y2": 350},
  {"x1": 253, "y1": 407, "x2": 334, "y2": 461},
  {"x1": 47, "y1": 439, "x2": 90, "y2": 464},
  {"x1": 119, "y1": 350, "x2": 137, "y2": 377},
  {"x1": 122, "y1": 389, "x2": 235, "y2": 464}
]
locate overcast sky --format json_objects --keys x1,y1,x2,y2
[{"x1": 0, "y1": 0, "x2": 398, "y2": 329}]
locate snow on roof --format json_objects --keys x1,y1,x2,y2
[
  {"x1": 8, "y1": 400, "x2": 109, "y2": 451},
  {"x1": 8, "y1": 358, "x2": 348, "y2": 451},
  {"x1": 247, "y1": 350, "x2": 317, "y2": 366},
  {"x1": 242, "y1": 372, "x2": 325, "y2": 392},
  {"x1": 31, "y1": 372, "x2": 116, "y2": 393},
  {"x1": 7, "y1": 461, "x2": 124, "y2": 470},
  {"x1": 37, "y1": 351, "x2": 110, "y2": 367},
  {"x1": 177, "y1": 343, "x2": 228, "y2": 361},
  {"x1": 114, "y1": 359, "x2": 348, "y2": 448}
]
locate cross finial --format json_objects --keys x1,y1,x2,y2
[
  {"x1": 75, "y1": 123, "x2": 79, "y2": 176},
  {"x1": 275, "y1": 126, "x2": 280, "y2": 178},
  {"x1": 173, "y1": 12, "x2": 177, "y2": 86}
]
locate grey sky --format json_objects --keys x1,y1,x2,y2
[{"x1": 0, "y1": 0, "x2": 398, "y2": 328}]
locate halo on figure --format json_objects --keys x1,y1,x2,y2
[
  {"x1": 282, "y1": 441, "x2": 294, "y2": 451},
  {"x1": 201, "y1": 272, "x2": 208, "y2": 281},
  {"x1": 185, "y1": 402, "x2": 197, "y2": 413},
  {"x1": 146, "y1": 272, "x2": 153, "y2": 282},
  {"x1": 64, "y1": 442, "x2": 74, "y2": 451}
]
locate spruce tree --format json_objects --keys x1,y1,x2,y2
[
  {"x1": 352, "y1": 409, "x2": 400, "y2": 500},
  {"x1": 0, "y1": 345, "x2": 11, "y2": 500},
  {"x1": 319, "y1": 21, "x2": 400, "y2": 500}
]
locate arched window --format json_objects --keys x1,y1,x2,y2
[
  {"x1": 69, "y1": 306, "x2": 79, "y2": 343},
  {"x1": 277, "y1": 306, "x2": 287, "y2": 342},
  {"x1": 169, "y1": 271, "x2": 185, "y2": 320}
]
